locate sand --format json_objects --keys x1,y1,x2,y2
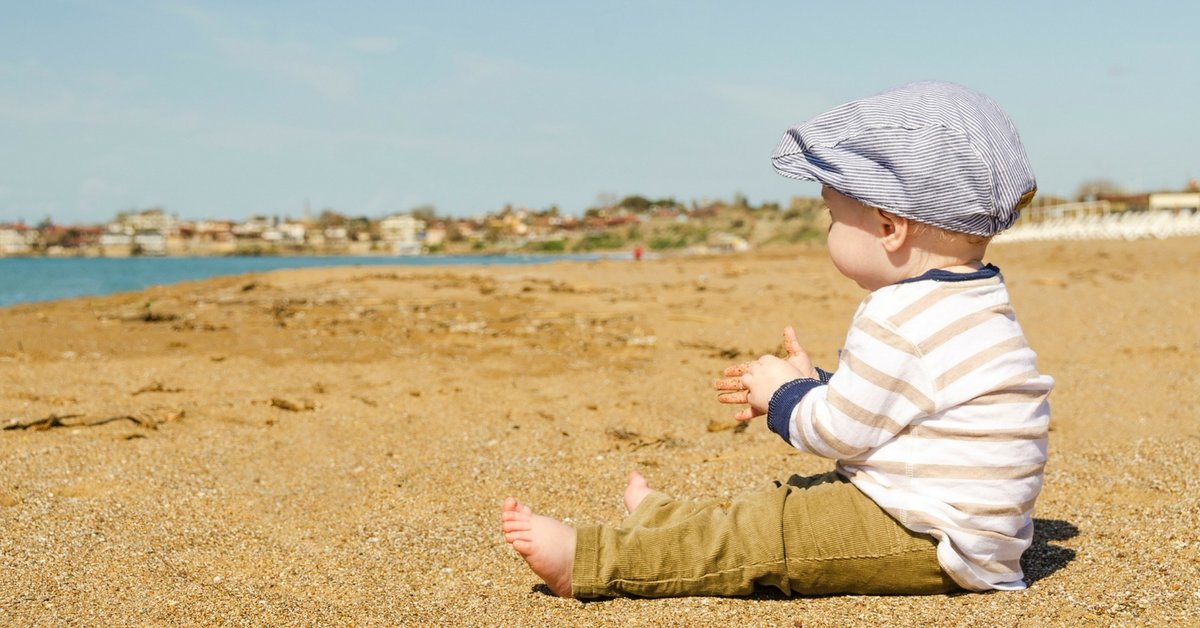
[{"x1": 1, "y1": 237, "x2": 1198, "y2": 625}]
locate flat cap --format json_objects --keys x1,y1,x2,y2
[{"x1": 772, "y1": 81, "x2": 1036, "y2": 236}]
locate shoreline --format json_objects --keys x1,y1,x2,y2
[{"x1": 0, "y1": 251, "x2": 629, "y2": 309}]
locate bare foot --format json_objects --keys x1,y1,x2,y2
[
  {"x1": 501, "y1": 497, "x2": 576, "y2": 597},
  {"x1": 623, "y1": 470, "x2": 653, "y2": 514}
]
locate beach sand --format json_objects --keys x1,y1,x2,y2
[{"x1": 2, "y1": 237, "x2": 1198, "y2": 625}]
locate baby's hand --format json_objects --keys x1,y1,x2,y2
[
  {"x1": 714, "y1": 362, "x2": 750, "y2": 405},
  {"x1": 712, "y1": 326, "x2": 817, "y2": 421},
  {"x1": 781, "y1": 326, "x2": 818, "y2": 380},
  {"x1": 713, "y1": 362, "x2": 760, "y2": 421},
  {"x1": 740, "y1": 355, "x2": 806, "y2": 419}
]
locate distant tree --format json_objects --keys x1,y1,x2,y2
[
  {"x1": 409, "y1": 204, "x2": 438, "y2": 222},
  {"x1": 595, "y1": 192, "x2": 619, "y2": 209},
  {"x1": 347, "y1": 216, "x2": 374, "y2": 239},
  {"x1": 618, "y1": 195, "x2": 652, "y2": 212},
  {"x1": 1075, "y1": 179, "x2": 1123, "y2": 202},
  {"x1": 446, "y1": 222, "x2": 467, "y2": 242},
  {"x1": 317, "y1": 210, "x2": 347, "y2": 227}
]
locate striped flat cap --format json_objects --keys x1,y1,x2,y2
[{"x1": 772, "y1": 81, "x2": 1036, "y2": 236}]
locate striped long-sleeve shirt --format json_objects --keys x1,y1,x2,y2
[{"x1": 767, "y1": 264, "x2": 1053, "y2": 591}]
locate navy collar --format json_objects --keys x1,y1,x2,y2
[{"x1": 895, "y1": 263, "x2": 1000, "y2": 285}]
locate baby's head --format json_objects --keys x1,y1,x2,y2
[{"x1": 772, "y1": 81, "x2": 1036, "y2": 287}]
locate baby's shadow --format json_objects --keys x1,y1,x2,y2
[{"x1": 1022, "y1": 518, "x2": 1078, "y2": 584}]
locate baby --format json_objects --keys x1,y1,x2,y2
[{"x1": 502, "y1": 81, "x2": 1053, "y2": 598}]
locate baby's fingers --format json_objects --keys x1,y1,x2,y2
[
  {"x1": 783, "y1": 326, "x2": 803, "y2": 358},
  {"x1": 717, "y1": 391, "x2": 748, "y2": 405},
  {"x1": 723, "y1": 362, "x2": 750, "y2": 377},
  {"x1": 713, "y1": 377, "x2": 746, "y2": 391},
  {"x1": 734, "y1": 407, "x2": 759, "y2": 421}
]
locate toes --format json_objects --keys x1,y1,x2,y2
[
  {"x1": 504, "y1": 498, "x2": 534, "y2": 517},
  {"x1": 505, "y1": 529, "x2": 533, "y2": 544},
  {"x1": 512, "y1": 539, "x2": 533, "y2": 554},
  {"x1": 502, "y1": 518, "x2": 532, "y2": 533}
]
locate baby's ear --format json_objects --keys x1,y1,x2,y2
[{"x1": 876, "y1": 209, "x2": 909, "y2": 253}]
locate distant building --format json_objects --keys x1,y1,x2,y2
[
  {"x1": 109, "y1": 208, "x2": 178, "y2": 236},
  {"x1": 322, "y1": 226, "x2": 349, "y2": 242},
  {"x1": 99, "y1": 232, "x2": 133, "y2": 248},
  {"x1": 193, "y1": 220, "x2": 235, "y2": 243},
  {"x1": 276, "y1": 222, "x2": 308, "y2": 243},
  {"x1": 1149, "y1": 192, "x2": 1200, "y2": 212},
  {"x1": 708, "y1": 232, "x2": 750, "y2": 253},
  {"x1": 424, "y1": 222, "x2": 447, "y2": 247},
  {"x1": 232, "y1": 215, "x2": 273, "y2": 239},
  {"x1": 133, "y1": 231, "x2": 167, "y2": 255},
  {"x1": 379, "y1": 214, "x2": 426, "y2": 255},
  {"x1": 0, "y1": 224, "x2": 34, "y2": 255}
]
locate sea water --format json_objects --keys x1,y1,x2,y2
[{"x1": 0, "y1": 254, "x2": 610, "y2": 307}]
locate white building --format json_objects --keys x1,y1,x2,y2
[
  {"x1": 323, "y1": 226, "x2": 349, "y2": 242},
  {"x1": 232, "y1": 216, "x2": 273, "y2": 238},
  {"x1": 1149, "y1": 192, "x2": 1200, "y2": 212},
  {"x1": 277, "y1": 222, "x2": 307, "y2": 243},
  {"x1": 99, "y1": 232, "x2": 133, "y2": 247},
  {"x1": 133, "y1": 232, "x2": 167, "y2": 255},
  {"x1": 0, "y1": 225, "x2": 33, "y2": 255},
  {"x1": 379, "y1": 214, "x2": 426, "y2": 255},
  {"x1": 110, "y1": 208, "x2": 178, "y2": 235}
]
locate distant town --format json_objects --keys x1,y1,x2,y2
[
  {"x1": 1, "y1": 181, "x2": 1197, "y2": 257},
  {"x1": 0, "y1": 195, "x2": 821, "y2": 258}
]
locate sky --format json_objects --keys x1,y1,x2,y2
[{"x1": 2, "y1": 1, "x2": 1198, "y2": 224}]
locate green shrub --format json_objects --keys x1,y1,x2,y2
[
  {"x1": 649, "y1": 235, "x2": 686, "y2": 250},
  {"x1": 529, "y1": 239, "x2": 566, "y2": 253},
  {"x1": 574, "y1": 231, "x2": 625, "y2": 251}
]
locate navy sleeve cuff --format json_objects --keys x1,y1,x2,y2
[
  {"x1": 815, "y1": 367, "x2": 833, "y2": 384},
  {"x1": 766, "y1": 378, "x2": 825, "y2": 443}
]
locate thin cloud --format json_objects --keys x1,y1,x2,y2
[
  {"x1": 706, "y1": 83, "x2": 830, "y2": 123},
  {"x1": 450, "y1": 51, "x2": 567, "y2": 83},
  {"x1": 216, "y1": 36, "x2": 357, "y2": 101},
  {"x1": 169, "y1": 1, "x2": 358, "y2": 102},
  {"x1": 77, "y1": 177, "x2": 129, "y2": 213},
  {"x1": 1106, "y1": 63, "x2": 1133, "y2": 78},
  {"x1": 348, "y1": 36, "x2": 401, "y2": 55}
]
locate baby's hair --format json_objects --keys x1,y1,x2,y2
[
  {"x1": 908, "y1": 219, "x2": 992, "y2": 246},
  {"x1": 857, "y1": 201, "x2": 992, "y2": 247}
]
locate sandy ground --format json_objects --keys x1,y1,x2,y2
[{"x1": 1, "y1": 237, "x2": 1198, "y2": 626}]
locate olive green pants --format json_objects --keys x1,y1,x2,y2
[{"x1": 571, "y1": 472, "x2": 961, "y2": 598}]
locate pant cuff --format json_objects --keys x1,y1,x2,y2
[{"x1": 571, "y1": 524, "x2": 602, "y2": 598}]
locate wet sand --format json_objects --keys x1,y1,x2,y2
[{"x1": 1, "y1": 237, "x2": 1198, "y2": 625}]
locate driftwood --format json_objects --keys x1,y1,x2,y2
[{"x1": 3, "y1": 413, "x2": 169, "y2": 431}]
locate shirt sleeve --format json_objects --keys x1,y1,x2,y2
[{"x1": 767, "y1": 313, "x2": 937, "y2": 460}]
